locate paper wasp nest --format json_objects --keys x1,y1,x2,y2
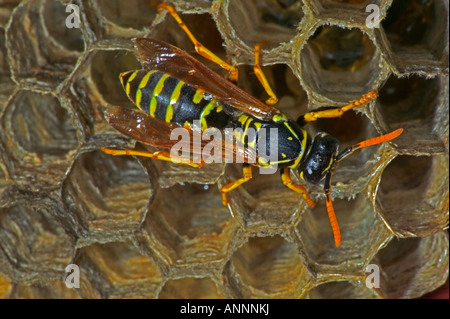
[{"x1": 0, "y1": 0, "x2": 448, "y2": 299}]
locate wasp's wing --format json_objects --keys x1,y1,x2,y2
[
  {"x1": 133, "y1": 38, "x2": 280, "y2": 122},
  {"x1": 105, "y1": 106, "x2": 259, "y2": 164}
]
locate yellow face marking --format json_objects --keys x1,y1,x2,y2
[
  {"x1": 288, "y1": 136, "x2": 293, "y2": 141},
  {"x1": 135, "y1": 71, "x2": 155, "y2": 110},
  {"x1": 200, "y1": 99, "x2": 217, "y2": 129},
  {"x1": 282, "y1": 153, "x2": 287, "y2": 159},
  {"x1": 150, "y1": 73, "x2": 169, "y2": 117},
  {"x1": 254, "y1": 122, "x2": 262, "y2": 131},
  {"x1": 193, "y1": 88, "x2": 205, "y2": 104},
  {"x1": 125, "y1": 71, "x2": 138, "y2": 96},
  {"x1": 216, "y1": 105, "x2": 223, "y2": 113},
  {"x1": 166, "y1": 80, "x2": 184, "y2": 123}
]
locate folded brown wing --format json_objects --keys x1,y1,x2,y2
[
  {"x1": 133, "y1": 38, "x2": 280, "y2": 122},
  {"x1": 105, "y1": 106, "x2": 259, "y2": 165}
]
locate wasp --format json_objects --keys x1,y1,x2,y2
[{"x1": 101, "y1": 4, "x2": 402, "y2": 247}]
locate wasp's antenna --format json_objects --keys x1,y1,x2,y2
[{"x1": 336, "y1": 129, "x2": 403, "y2": 162}]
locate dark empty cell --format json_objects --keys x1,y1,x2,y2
[
  {"x1": 309, "y1": 110, "x2": 365, "y2": 144},
  {"x1": 378, "y1": 75, "x2": 438, "y2": 123},
  {"x1": 6, "y1": 0, "x2": 80, "y2": 88},
  {"x1": 299, "y1": 25, "x2": 380, "y2": 101},
  {"x1": 308, "y1": 26, "x2": 374, "y2": 72},
  {"x1": 382, "y1": 0, "x2": 435, "y2": 47},
  {"x1": 376, "y1": 154, "x2": 448, "y2": 237},
  {"x1": 237, "y1": 64, "x2": 305, "y2": 114},
  {"x1": 98, "y1": 0, "x2": 160, "y2": 29},
  {"x1": 228, "y1": 0, "x2": 303, "y2": 47},
  {"x1": 90, "y1": 50, "x2": 141, "y2": 107},
  {"x1": 374, "y1": 234, "x2": 449, "y2": 298},
  {"x1": 150, "y1": 12, "x2": 228, "y2": 75},
  {"x1": 181, "y1": 13, "x2": 225, "y2": 55},
  {"x1": 260, "y1": 1, "x2": 301, "y2": 29},
  {"x1": 379, "y1": 155, "x2": 431, "y2": 192},
  {"x1": 377, "y1": 74, "x2": 447, "y2": 153},
  {"x1": 276, "y1": 0, "x2": 299, "y2": 9}
]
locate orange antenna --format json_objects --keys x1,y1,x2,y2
[{"x1": 336, "y1": 129, "x2": 403, "y2": 162}]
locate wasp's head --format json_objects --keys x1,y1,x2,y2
[{"x1": 298, "y1": 132, "x2": 340, "y2": 185}]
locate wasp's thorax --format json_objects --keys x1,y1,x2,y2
[{"x1": 298, "y1": 133, "x2": 340, "y2": 185}]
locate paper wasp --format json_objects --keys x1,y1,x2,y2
[{"x1": 101, "y1": 4, "x2": 402, "y2": 247}]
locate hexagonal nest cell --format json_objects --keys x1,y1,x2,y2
[{"x1": 0, "y1": 0, "x2": 448, "y2": 299}]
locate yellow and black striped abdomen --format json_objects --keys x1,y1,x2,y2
[{"x1": 120, "y1": 69, "x2": 229, "y2": 129}]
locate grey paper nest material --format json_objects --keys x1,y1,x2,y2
[{"x1": 0, "y1": 0, "x2": 448, "y2": 298}]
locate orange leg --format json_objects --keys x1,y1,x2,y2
[
  {"x1": 220, "y1": 164, "x2": 252, "y2": 206},
  {"x1": 300, "y1": 90, "x2": 378, "y2": 123},
  {"x1": 100, "y1": 148, "x2": 204, "y2": 168},
  {"x1": 323, "y1": 169, "x2": 341, "y2": 247},
  {"x1": 281, "y1": 168, "x2": 315, "y2": 208},
  {"x1": 253, "y1": 41, "x2": 278, "y2": 105},
  {"x1": 325, "y1": 190, "x2": 341, "y2": 247},
  {"x1": 158, "y1": 3, "x2": 238, "y2": 82}
]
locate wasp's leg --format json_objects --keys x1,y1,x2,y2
[
  {"x1": 158, "y1": 3, "x2": 238, "y2": 81},
  {"x1": 298, "y1": 90, "x2": 377, "y2": 124},
  {"x1": 100, "y1": 148, "x2": 204, "y2": 168},
  {"x1": 253, "y1": 41, "x2": 278, "y2": 105},
  {"x1": 220, "y1": 164, "x2": 252, "y2": 206},
  {"x1": 324, "y1": 173, "x2": 341, "y2": 247},
  {"x1": 281, "y1": 168, "x2": 315, "y2": 208}
]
